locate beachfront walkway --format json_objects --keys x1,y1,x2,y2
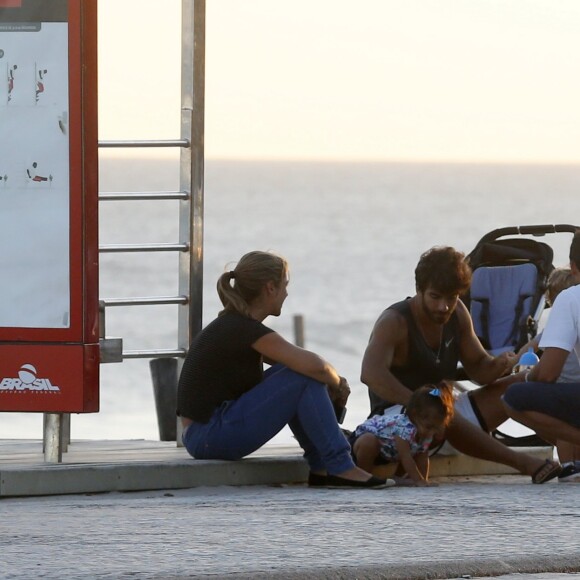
[{"x1": 2, "y1": 475, "x2": 579, "y2": 579}]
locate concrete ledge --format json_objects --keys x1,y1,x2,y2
[
  {"x1": 0, "y1": 456, "x2": 309, "y2": 497},
  {"x1": 374, "y1": 445, "x2": 553, "y2": 479},
  {"x1": 0, "y1": 439, "x2": 554, "y2": 497}
]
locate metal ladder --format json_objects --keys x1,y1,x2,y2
[{"x1": 42, "y1": 0, "x2": 206, "y2": 462}]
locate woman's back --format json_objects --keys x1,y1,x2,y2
[{"x1": 177, "y1": 312, "x2": 273, "y2": 423}]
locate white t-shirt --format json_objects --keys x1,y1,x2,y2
[
  {"x1": 535, "y1": 330, "x2": 580, "y2": 383},
  {"x1": 539, "y1": 284, "x2": 580, "y2": 363}
]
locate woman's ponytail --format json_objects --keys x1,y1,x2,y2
[{"x1": 217, "y1": 251, "x2": 288, "y2": 317}]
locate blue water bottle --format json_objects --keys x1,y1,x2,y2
[{"x1": 518, "y1": 347, "x2": 539, "y2": 374}]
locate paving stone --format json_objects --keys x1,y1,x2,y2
[{"x1": 1, "y1": 476, "x2": 579, "y2": 579}]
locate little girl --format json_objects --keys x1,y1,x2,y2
[{"x1": 351, "y1": 381, "x2": 455, "y2": 486}]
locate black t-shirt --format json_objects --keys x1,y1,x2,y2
[
  {"x1": 177, "y1": 311, "x2": 274, "y2": 423},
  {"x1": 368, "y1": 298, "x2": 461, "y2": 417}
]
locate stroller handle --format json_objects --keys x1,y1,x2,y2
[{"x1": 478, "y1": 224, "x2": 578, "y2": 245}]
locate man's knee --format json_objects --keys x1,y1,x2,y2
[
  {"x1": 446, "y1": 412, "x2": 487, "y2": 440},
  {"x1": 470, "y1": 381, "x2": 505, "y2": 406},
  {"x1": 501, "y1": 382, "x2": 528, "y2": 412}
]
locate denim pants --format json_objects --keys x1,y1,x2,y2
[{"x1": 182, "y1": 365, "x2": 355, "y2": 474}]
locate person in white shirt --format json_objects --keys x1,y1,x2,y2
[
  {"x1": 515, "y1": 267, "x2": 580, "y2": 481},
  {"x1": 503, "y1": 231, "x2": 580, "y2": 482}
]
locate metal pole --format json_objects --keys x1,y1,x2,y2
[
  {"x1": 43, "y1": 413, "x2": 63, "y2": 463},
  {"x1": 293, "y1": 314, "x2": 305, "y2": 347},
  {"x1": 177, "y1": 0, "x2": 205, "y2": 445}
]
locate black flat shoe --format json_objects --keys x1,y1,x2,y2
[
  {"x1": 307, "y1": 472, "x2": 328, "y2": 487},
  {"x1": 325, "y1": 474, "x2": 389, "y2": 489}
]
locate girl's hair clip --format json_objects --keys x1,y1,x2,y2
[{"x1": 428, "y1": 388, "x2": 441, "y2": 397}]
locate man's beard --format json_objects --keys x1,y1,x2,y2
[{"x1": 421, "y1": 295, "x2": 453, "y2": 325}]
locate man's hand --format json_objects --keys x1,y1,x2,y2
[{"x1": 495, "y1": 351, "x2": 518, "y2": 376}]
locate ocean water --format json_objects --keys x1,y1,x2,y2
[{"x1": 2, "y1": 157, "x2": 580, "y2": 442}]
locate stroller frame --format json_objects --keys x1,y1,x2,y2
[{"x1": 462, "y1": 224, "x2": 578, "y2": 446}]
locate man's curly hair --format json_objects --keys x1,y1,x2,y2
[{"x1": 415, "y1": 246, "x2": 472, "y2": 296}]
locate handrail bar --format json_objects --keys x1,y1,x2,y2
[
  {"x1": 99, "y1": 191, "x2": 189, "y2": 201},
  {"x1": 122, "y1": 348, "x2": 187, "y2": 359},
  {"x1": 102, "y1": 296, "x2": 188, "y2": 307},
  {"x1": 99, "y1": 243, "x2": 189, "y2": 253},
  {"x1": 99, "y1": 139, "x2": 190, "y2": 148}
]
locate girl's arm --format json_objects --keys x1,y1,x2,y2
[
  {"x1": 415, "y1": 451, "x2": 430, "y2": 481},
  {"x1": 394, "y1": 436, "x2": 428, "y2": 486}
]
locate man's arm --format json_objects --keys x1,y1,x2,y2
[
  {"x1": 516, "y1": 335, "x2": 541, "y2": 358},
  {"x1": 360, "y1": 309, "x2": 414, "y2": 406},
  {"x1": 528, "y1": 347, "x2": 569, "y2": 383},
  {"x1": 456, "y1": 301, "x2": 518, "y2": 384}
]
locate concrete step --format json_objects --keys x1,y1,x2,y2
[{"x1": 0, "y1": 439, "x2": 553, "y2": 497}]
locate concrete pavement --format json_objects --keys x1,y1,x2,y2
[{"x1": 1, "y1": 474, "x2": 579, "y2": 579}]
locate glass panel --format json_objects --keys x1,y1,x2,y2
[{"x1": 0, "y1": 2, "x2": 70, "y2": 328}]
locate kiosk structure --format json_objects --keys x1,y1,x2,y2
[{"x1": 0, "y1": 0, "x2": 99, "y2": 448}]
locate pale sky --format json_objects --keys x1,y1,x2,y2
[{"x1": 98, "y1": 0, "x2": 580, "y2": 162}]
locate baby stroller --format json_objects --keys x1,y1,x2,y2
[{"x1": 461, "y1": 224, "x2": 578, "y2": 446}]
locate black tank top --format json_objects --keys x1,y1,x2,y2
[{"x1": 368, "y1": 298, "x2": 461, "y2": 417}]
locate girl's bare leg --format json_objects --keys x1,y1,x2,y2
[{"x1": 352, "y1": 433, "x2": 382, "y2": 473}]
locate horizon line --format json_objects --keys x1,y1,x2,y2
[{"x1": 98, "y1": 152, "x2": 580, "y2": 166}]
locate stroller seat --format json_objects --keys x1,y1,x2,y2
[
  {"x1": 463, "y1": 229, "x2": 557, "y2": 356},
  {"x1": 470, "y1": 262, "x2": 540, "y2": 356}
]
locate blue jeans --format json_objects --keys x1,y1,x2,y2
[{"x1": 182, "y1": 365, "x2": 355, "y2": 474}]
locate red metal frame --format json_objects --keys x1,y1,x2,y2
[{"x1": 0, "y1": 0, "x2": 99, "y2": 412}]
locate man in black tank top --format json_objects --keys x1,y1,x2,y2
[
  {"x1": 359, "y1": 246, "x2": 560, "y2": 480},
  {"x1": 368, "y1": 298, "x2": 461, "y2": 417}
]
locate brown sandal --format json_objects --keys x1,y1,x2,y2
[{"x1": 531, "y1": 459, "x2": 562, "y2": 484}]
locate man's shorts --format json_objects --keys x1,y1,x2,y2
[
  {"x1": 455, "y1": 390, "x2": 489, "y2": 431},
  {"x1": 503, "y1": 381, "x2": 580, "y2": 429}
]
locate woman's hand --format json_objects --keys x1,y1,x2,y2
[{"x1": 328, "y1": 376, "x2": 350, "y2": 407}]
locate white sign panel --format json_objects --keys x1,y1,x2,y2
[{"x1": 0, "y1": 19, "x2": 70, "y2": 328}]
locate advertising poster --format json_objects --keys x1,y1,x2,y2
[{"x1": 0, "y1": 0, "x2": 70, "y2": 329}]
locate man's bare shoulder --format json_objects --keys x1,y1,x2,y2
[
  {"x1": 455, "y1": 299, "x2": 470, "y2": 317},
  {"x1": 454, "y1": 299, "x2": 474, "y2": 332},
  {"x1": 371, "y1": 307, "x2": 408, "y2": 340}
]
